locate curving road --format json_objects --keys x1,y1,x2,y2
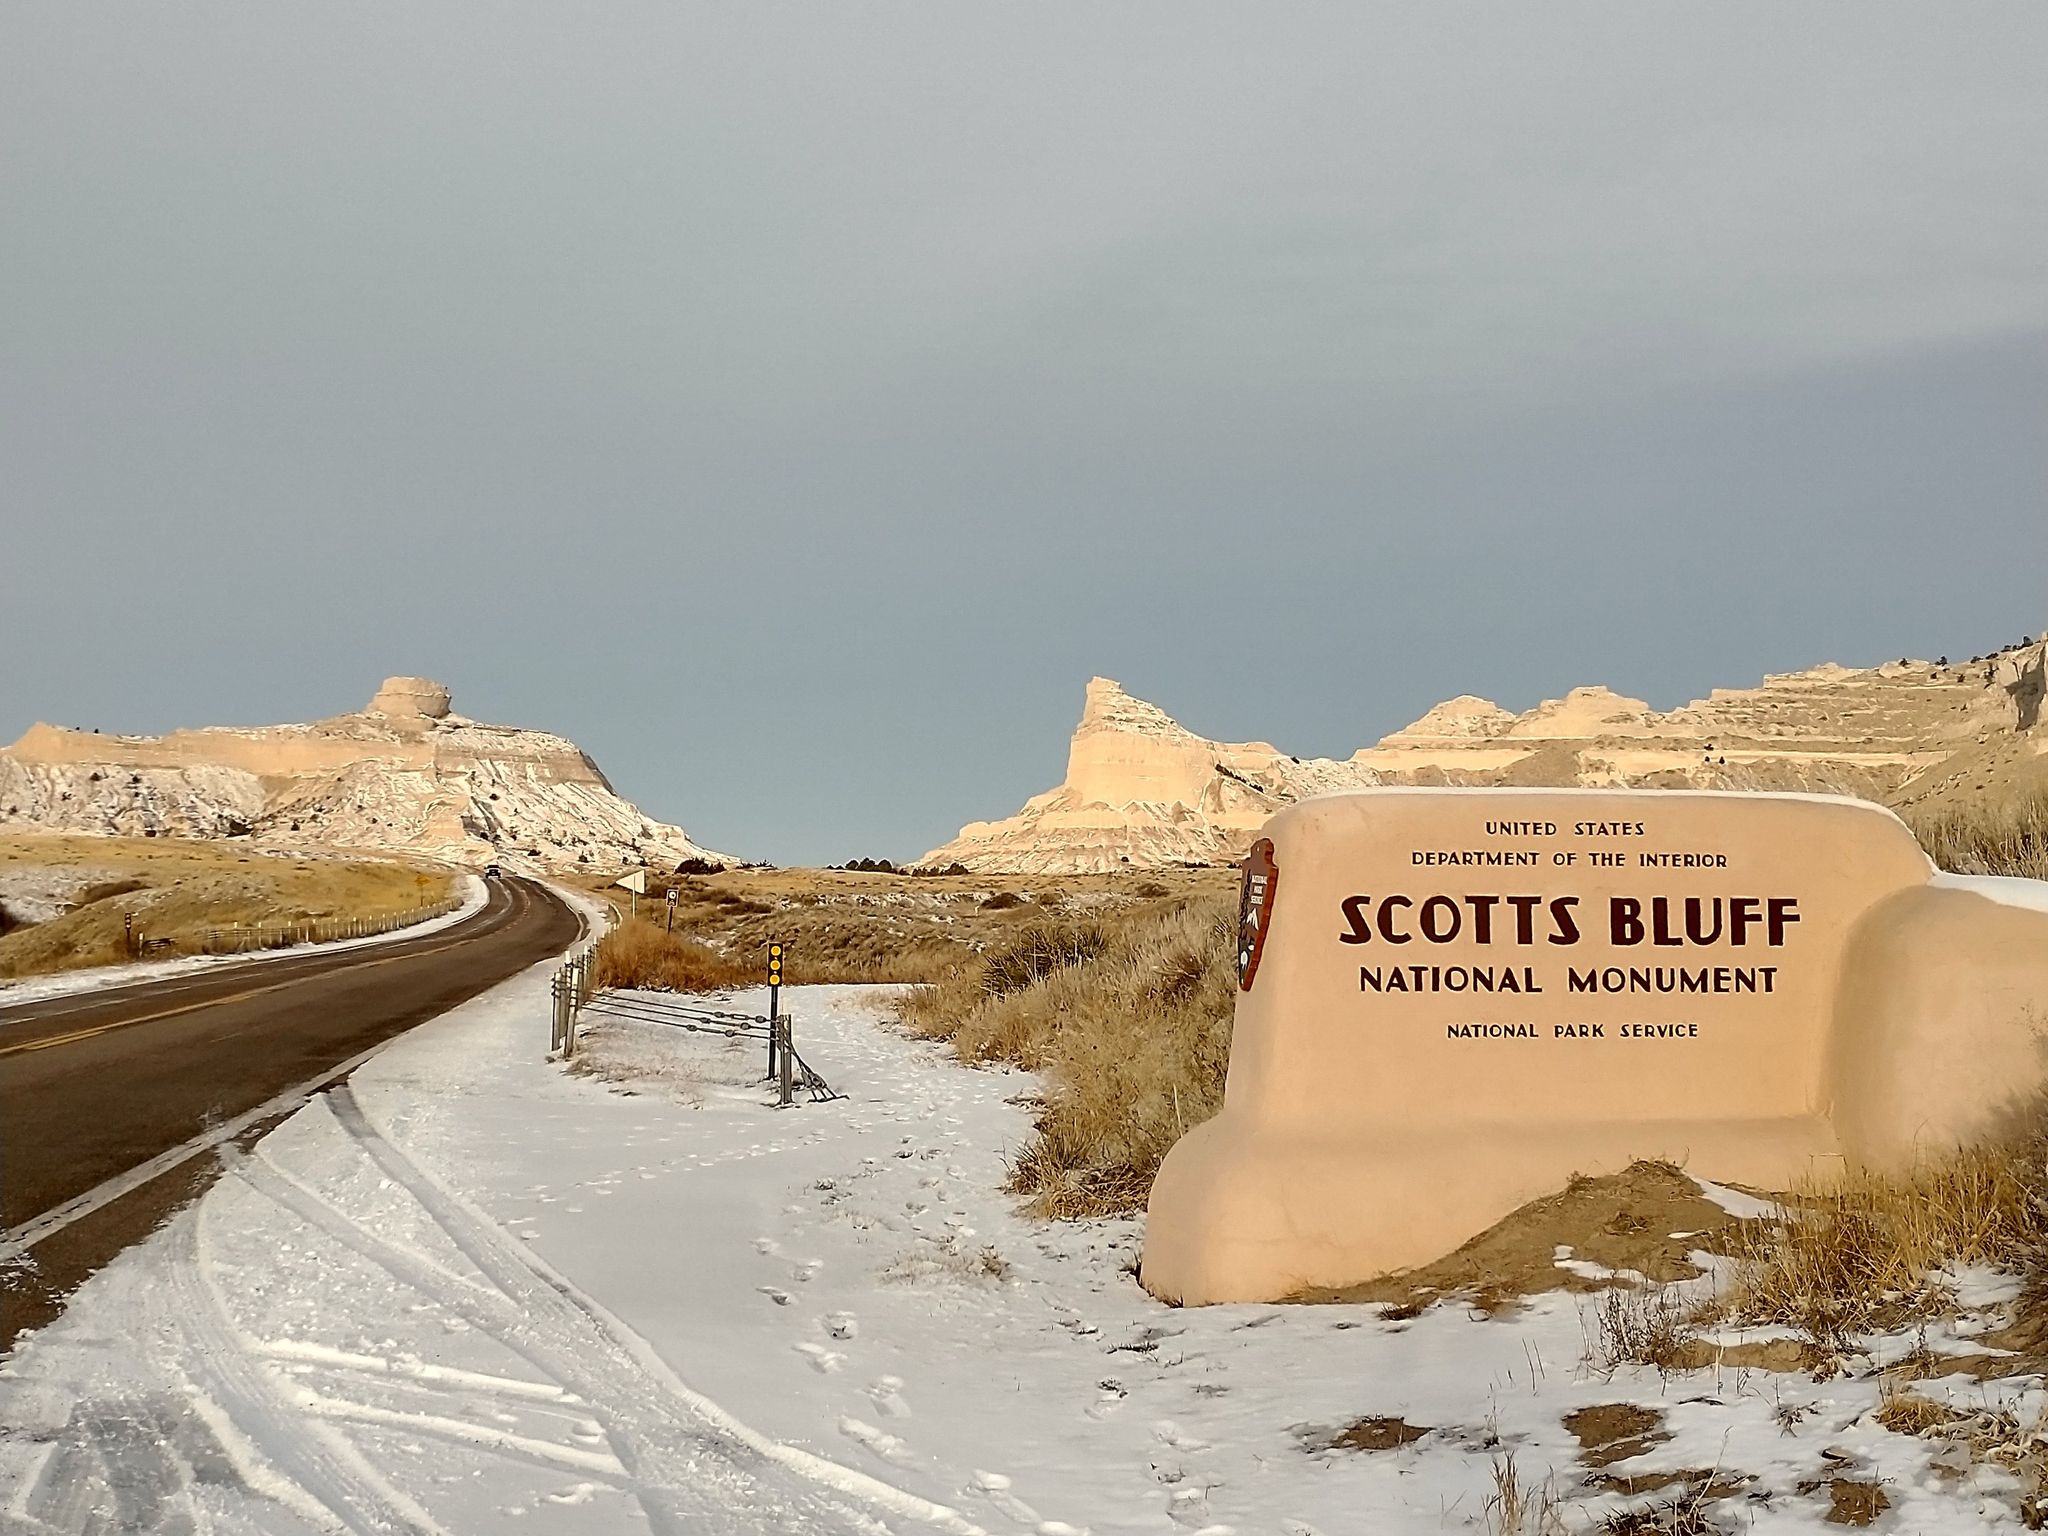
[{"x1": 0, "y1": 874, "x2": 581, "y2": 1352}]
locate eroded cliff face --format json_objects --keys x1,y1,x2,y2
[
  {"x1": 0, "y1": 678, "x2": 726, "y2": 872},
  {"x1": 924, "y1": 638, "x2": 2048, "y2": 874}
]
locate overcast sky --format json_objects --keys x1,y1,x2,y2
[{"x1": 3, "y1": 4, "x2": 2043, "y2": 865}]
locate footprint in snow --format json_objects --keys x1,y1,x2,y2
[
  {"x1": 864, "y1": 1376, "x2": 910, "y2": 1418},
  {"x1": 542, "y1": 1483, "x2": 599, "y2": 1507},
  {"x1": 794, "y1": 1259, "x2": 824, "y2": 1282},
  {"x1": 757, "y1": 1286, "x2": 794, "y2": 1306},
  {"x1": 968, "y1": 1470, "x2": 1041, "y2": 1526},
  {"x1": 795, "y1": 1342, "x2": 845, "y2": 1373},
  {"x1": 838, "y1": 1417, "x2": 910, "y2": 1462},
  {"x1": 1164, "y1": 1486, "x2": 1215, "y2": 1529},
  {"x1": 754, "y1": 1237, "x2": 782, "y2": 1257},
  {"x1": 1154, "y1": 1421, "x2": 1211, "y2": 1453},
  {"x1": 569, "y1": 1421, "x2": 604, "y2": 1444},
  {"x1": 823, "y1": 1311, "x2": 857, "y2": 1340}
]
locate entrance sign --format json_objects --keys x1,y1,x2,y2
[{"x1": 1142, "y1": 789, "x2": 2048, "y2": 1305}]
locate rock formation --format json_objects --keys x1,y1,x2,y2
[
  {"x1": 920, "y1": 679, "x2": 1381, "y2": 876},
  {"x1": 924, "y1": 635, "x2": 2048, "y2": 874},
  {"x1": 0, "y1": 678, "x2": 727, "y2": 872}
]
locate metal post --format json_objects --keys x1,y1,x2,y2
[
  {"x1": 765, "y1": 941, "x2": 784, "y2": 1079},
  {"x1": 777, "y1": 1017, "x2": 794, "y2": 1108}
]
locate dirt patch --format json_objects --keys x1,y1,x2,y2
[
  {"x1": 1804, "y1": 1477, "x2": 1888, "y2": 1526},
  {"x1": 1663, "y1": 1336, "x2": 1828, "y2": 1374},
  {"x1": 1295, "y1": 1161, "x2": 1762, "y2": 1312},
  {"x1": 1564, "y1": 1403, "x2": 1669, "y2": 1468},
  {"x1": 1308, "y1": 1416, "x2": 1431, "y2": 1453},
  {"x1": 1600, "y1": 1490, "x2": 1730, "y2": 1534}
]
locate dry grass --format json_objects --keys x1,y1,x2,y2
[
  {"x1": 1718, "y1": 1141, "x2": 2048, "y2": 1347},
  {"x1": 1906, "y1": 790, "x2": 2048, "y2": 881},
  {"x1": 566, "y1": 864, "x2": 1220, "y2": 991},
  {"x1": 1483, "y1": 1452, "x2": 1571, "y2": 1536},
  {"x1": 592, "y1": 917, "x2": 753, "y2": 992},
  {"x1": 901, "y1": 891, "x2": 1237, "y2": 1218},
  {"x1": 1589, "y1": 1283, "x2": 1704, "y2": 1378},
  {"x1": 0, "y1": 832, "x2": 453, "y2": 979}
]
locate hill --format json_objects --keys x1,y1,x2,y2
[
  {"x1": 0, "y1": 676, "x2": 727, "y2": 873},
  {"x1": 924, "y1": 635, "x2": 2046, "y2": 874}
]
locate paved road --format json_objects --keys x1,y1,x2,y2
[{"x1": 0, "y1": 874, "x2": 581, "y2": 1351}]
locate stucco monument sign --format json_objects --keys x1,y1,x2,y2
[{"x1": 1142, "y1": 788, "x2": 2048, "y2": 1306}]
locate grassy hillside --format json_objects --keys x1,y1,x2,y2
[{"x1": 0, "y1": 833, "x2": 455, "y2": 979}]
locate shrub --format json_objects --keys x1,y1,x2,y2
[
  {"x1": 592, "y1": 917, "x2": 751, "y2": 993},
  {"x1": 1718, "y1": 1137, "x2": 2048, "y2": 1347},
  {"x1": 1906, "y1": 791, "x2": 2048, "y2": 881},
  {"x1": 901, "y1": 894, "x2": 1236, "y2": 1217},
  {"x1": 977, "y1": 922, "x2": 1108, "y2": 999}
]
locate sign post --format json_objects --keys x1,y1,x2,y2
[
  {"x1": 614, "y1": 868, "x2": 648, "y2": 919},
  {"x1": 765, "y1": 940, "x2": 784, "y2": 1079},
  {"x1": 666, "y1": 886, "x2": 679, "y2": 933}
]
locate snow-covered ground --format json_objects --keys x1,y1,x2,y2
[
  {"x1": 3, "y1": 961, "x2": 2042, "y2": 1533},
  {"x1": 0, "y1": 874, "x2": 489, "y2": 1009}
]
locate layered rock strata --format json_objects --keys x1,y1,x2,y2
[
  {"x1": 0, "y1": 678, "x2": 725, "y2": 872},
  {"x1": 925, "y1": 636, "x2": 2047, "y2": 874}
]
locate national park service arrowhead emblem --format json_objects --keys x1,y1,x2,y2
[{"x1": 1237, "y1": 837, "x2": 1279, "y2": 991}]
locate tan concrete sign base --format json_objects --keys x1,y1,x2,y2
[{"x1": 1141, "y1": 790, "x2": 2048, "y2": 1306}]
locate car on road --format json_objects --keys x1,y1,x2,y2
[{"x1": 484, "y1": 862, "x2": 503, "y2": 879}]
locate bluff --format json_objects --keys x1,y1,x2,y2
[
  {"x1": 923, "y1": 637, "x2": 2046, "y2": 874},
  {"x1": 0, "y1": 677, "x2": 726, "y2": 872}
]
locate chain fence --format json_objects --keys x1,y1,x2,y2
[{"x1": 549, "y1": 936, "x2": 840, "y2": 1107}]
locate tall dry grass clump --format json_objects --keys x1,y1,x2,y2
[
  {"x1": 901, "y1": 893, "x2": 1237, "y2": 1217},
  {"x1": 1907, "y1": 791, "x2": 2048, "y2": 881},
  {"x1": 1721, "y1": 1140, "x2": 2048, "y2": 1346},
  {"x1": 592, "y1": 916, "x2": 752, "y2": 992}
]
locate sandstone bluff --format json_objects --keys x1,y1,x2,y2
[
  {"x1": 0, "y1": 677, "x2": 726, "y2": 872},
  {"x1": 923, "y1": 639, "x2": 2046, "y2": 875}
]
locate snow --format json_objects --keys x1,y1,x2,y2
[
  {"x1": 1692, "y1": 1176, "x2": 1781, "y2": 1222},
  {"x1": 4, "y1": 958, "x2": 2043, "y2": 1532},
  {"x1": 0, "y1": 873, "x2": 489, "y2": 1008},
  {"x1": 1933, "y1": 871, "x2": 2048, "y2": 914}
]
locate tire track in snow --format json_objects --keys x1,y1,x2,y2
[
  {"x1": 169, "y1": 1210, "x2": 455, "y2": 1536},
  {"x1": 324, "y1": 1083, "x2": 1001, "y2": 1536},
  {"x1": 219, "y1": 1085, "x2": 996, "y2": 1535}
]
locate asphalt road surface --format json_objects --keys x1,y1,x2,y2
[{"x1": 0, "y1": 874, "x2": 582, "y2": 1352}]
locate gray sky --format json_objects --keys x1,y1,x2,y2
[{"x1": 3, "y1": 4, "x2": 2043, "y2": 866}]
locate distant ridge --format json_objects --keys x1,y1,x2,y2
[
  {"x1": 922, "y1": 638, "x2": 2047, "y2": 874},
  {"x1": 0, "y1": 676, "x2": 728, "y2": 873}
]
